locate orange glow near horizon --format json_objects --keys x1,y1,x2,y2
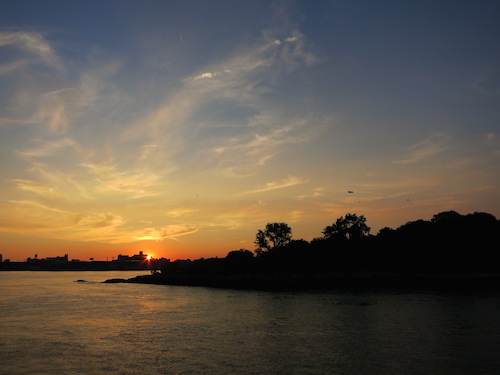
[{"x1": 1, "y1": 3, "x2": 500, "y2": 264}]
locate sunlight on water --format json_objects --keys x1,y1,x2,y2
[{"x1": 1, "y1": 272, "x2": 500, "y2": 374}]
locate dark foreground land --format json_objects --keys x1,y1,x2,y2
[
  {"x1": 105, "y1": 210, "x2": 500, "y2": 291},
  {"x1": 104, "y1": 273, "x2": 500, "y2": 292}
]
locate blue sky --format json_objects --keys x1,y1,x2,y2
[{"x1": 1, "y1": 0, "x2": 499, "y2": 260}]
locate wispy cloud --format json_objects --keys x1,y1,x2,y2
[
  {"x1": 485, "y1": 132, "x2": 496, "y2": 143},
  {"x1": 212, "y1": 116, "x2": 326, "y2": 176},
  {"x1": 393, "y1": 133, "x2": 449, "y2": 164},
  {"x1": 13, "y1": 179, "x2": 57, "y2": 199},
  {"x1": 0, "y1": 59, "x2": 32, "y2": 75},
  {"x1": 463, "y1": 69, "x2": 500, "y2": 97},
  {"x1": 289, "y1": 210, "x2": 304, "y2": 222},
  {"x1": 298, "y1": 187, "x2": 325, "y2": 199},
  {"x1": 167, "y1": 208, "x2": 197, "y2": 217},
  {"x1": 0, "y1": 199, "x2": 199, "y2": 244},
  {"x1": 18, "y1": 138, "x2": 78, "y2": 159},
  {"x1": 0, "y1": 31, "x2": 63, "y2": 71},
  {"x1": 87, "y1": 24, "x2": 325, "y2": 197},
  {"x1": 214, "y1": 120, "x2": 310, "y2": 154},
  {"x1": 76, "y1": 211, "x2": 125, "y2": 229},
  {"x1": 81, "y1": 161, "x2": 165, "y2": 199},
  {"x1": 245, "y1": 175, "x2": 307, "y2": 194},
  {"x1": 185, "y1": 29, "x2": 316, "y2": 86},
  {"x1": 0, "y1": 200, "x2": 123, "y2": 233},
  {"x1": 192, "y1": 72, "x2": 217, "y2": 80},
  {"x1": 133, "y1": 225, "x2": 198, "y2": 241}
]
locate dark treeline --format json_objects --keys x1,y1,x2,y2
[{"x1": 160, "y1": 210, "x2": 500, "y2": 279}]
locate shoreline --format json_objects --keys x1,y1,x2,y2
[
  {"x1": 0, "y1": 268, "x2": 154, "y2": 272},
  {"x1": 104, "y1": 272, "x2": 500, "y2": 292}
]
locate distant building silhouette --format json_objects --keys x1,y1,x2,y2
[{"x1": 116, "y1": 251, "x2": 148, "y2": 264}]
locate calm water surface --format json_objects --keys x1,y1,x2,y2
[{"x1": 1, "y1": 271, "x2": 499, "y2": 374}]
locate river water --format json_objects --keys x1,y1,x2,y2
[{"x1": 1, "y1": 271, "x2": 499, "y2": 375}]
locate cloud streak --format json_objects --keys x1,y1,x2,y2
[
  {"x1": 393, "y1": 134, "x2": 449, "y2": 164},
  {"x1": 0, "y1": 199, "x2": 199, "y2": 244},
  {"x1": 2, "y1": 2, "x2": 499, "y2": 261},
  {"x1": 0, "y1": 31, "x2": 63, "y2": 71},
  {"x1": 245, "y1": 175, "x2": 308, "y2": 194}
]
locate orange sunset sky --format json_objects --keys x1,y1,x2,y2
[{"x1": 1, "y1": 1, "x2": 500, "y2": 261}]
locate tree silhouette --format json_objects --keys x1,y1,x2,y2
[
  {"x1": 255, "y1": 222, "x2": 292, "y2": 255},
  {"x1": 136, "y1": 209, "x2": 500, "y2": 287},
  {"x1": 431, "y1": 210, "x2": 462, "y2": 223},
  {"x1": 322, "y1": 213, "x2": 370, "y2": 240},
  {"x1": 226, "y1": 249, "x2": 254, "y2": 261}
]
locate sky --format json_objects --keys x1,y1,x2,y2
[{"x1": 1, "y1": 0, "x2": 500, "y2": 261}]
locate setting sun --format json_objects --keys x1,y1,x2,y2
[
  {"x1": 0, "y1": 0, "x2": 499, "y2": 265},
  {"x1": 1, "y1": 2, "x2": 500, "y2": 375}
]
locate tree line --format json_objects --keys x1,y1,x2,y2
[{"x1": 162, "y1": 211, "x2": 500, "y2": 277}]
